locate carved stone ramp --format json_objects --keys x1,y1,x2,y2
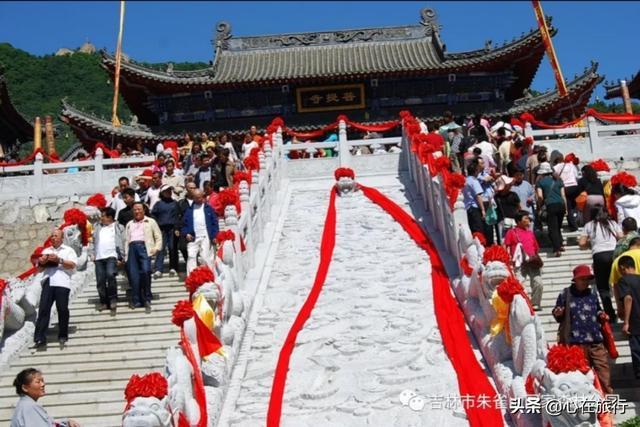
[
  {"x1": 535, "y1": 228, "x2": 639, "y2": 423},
  {"x1": 220, "y1": 179, "x2": 483, "y2": 427},
  {"x1": 0, "y1": 273, "x2": 183, "y2": 427}
]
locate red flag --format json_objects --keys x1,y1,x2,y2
[{"x1": 194, "y1": 313, "x2": 223, "y2": 358}]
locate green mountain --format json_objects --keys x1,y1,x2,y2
[{"x1": 0, "y1": 43, "x2": 207, "y2": 156}]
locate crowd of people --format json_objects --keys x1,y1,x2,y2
[
  {"x1": 449, "y1": 110, "x2": 640, "y2": 395},
  {"x1": 8, "y1": 114, "x2": 640, "y2": 423}
]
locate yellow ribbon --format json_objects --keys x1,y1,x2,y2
[
  {"x1": 192, "y1": 294, "x2": 225, "y2": 358},
  {"x1": 192, "y1": 294, "x2": 215, "y2": 331},
  {"x1": 490, "y1": 290, "x2": 511, "y2": 344}
]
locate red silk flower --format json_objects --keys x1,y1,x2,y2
[
  {"x1": 611, "y1": 171, "x2": 638, "y2": 189},
  {"x1": 546, "y1": 344, "x2": 591, "y2": 374},
  {"x1": 216, "y1": 188, "x2": 241, "y2": 217},
  {"x1": 482, "y1": 245, "x2": 511, "y2": 265},
  {"x1": 234, "y1": 170, "x2": 252, "y2": 185},
  {"x1": 472, "y1": 232, "x2": 487, "y2": 247},
  {"x1": 184, "y1": 266, "x2": 215, "y2": 295},
  {"x1": 86, "y1": 193, "x2": 107, "y2": 209},
  {"x1": 271, "y1": 117, "x2": 284, "y2": 128},
  {"x1": 589, "y1": 159, "x2": 610, "y2": 172},
  {"x1": 433, "y1": 156, "x2": 451, "y2": 175},
  {"x1": 459, "y1": 256, "x2": 474, "y2": 276},
  {"x1": 496, "y1": 276, "x2": 534, "y2": 314},
  {"x1": 61, "y1": 208, "x2": 89, "y2": 246},
  {"x1": 215, "y1": 230, "x2": 235, "y2": 245},
  {"x1": 334, "y1": 167, "x2": 355, "y2": 181},
  {"x1": 443, "y1": 172, "x2": 466, "y2": 209},
  {"x1": 172, "y1": 300, "x2": 195, "y2": 327},
  {"x1": 243, "y1": 155, "x2": 260, "y2": 171},
  {"x1": 124, "y1": 372, "x2": 168, "y2": 405}
]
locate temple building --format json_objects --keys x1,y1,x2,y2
[
  {"x1": 63, "y1": 7, "x2": 602, "y2": 147},
  {"x1": 0, "y1": 67, "x2": 34, "y2": 157},
  {"x1": 604, "y1": 71, "x2": 640, "y2": 100}
]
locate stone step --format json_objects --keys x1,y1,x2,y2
[
  {"x1": 0, "y1": 399, "x2": 126, "y2": 423},
  {"x1": 8, "y1": 347, "x2": 168, "y2": 369}
]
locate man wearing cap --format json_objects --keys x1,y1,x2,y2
[
  {"x1": 552, "y1": 264, "x2": 613, "y2": 394},
  {"x1": 151, "y1": 184, "x2": 180, "y2": 278},
  {"x1": 135, "y1": 170, "x2": 153, "y2": 202},
  {"x1": 181, "y1": 189, "x2": 219, "y2": 274}
]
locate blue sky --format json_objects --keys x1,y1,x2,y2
[{"x1": 0, "y1": 1, "x2": 637, "y2": 101}]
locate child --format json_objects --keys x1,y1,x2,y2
[{"x1": 618, "y1": 255, "x2": 640, "y2": 379}]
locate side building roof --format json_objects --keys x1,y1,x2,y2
[
  {"x1": 604, "y1": 71, "x2": 640, "y2": 100},
  {"x1": 0, "y1": 68, "x2": 34, "y2": 149}
]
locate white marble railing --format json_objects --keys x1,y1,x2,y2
[
  {"x1": 524, "y1": 117, "x2": 640, "y2": 161},
  {"x1": 0, "y1": 149, "x2": 155, "y2": 201},
  {"x1": 281, "y1": 120, "x2": 402, "y2": 179}
]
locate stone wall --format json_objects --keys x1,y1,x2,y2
[{"x1": 0, "y1": 195, "x2": 86, "y2": 277}]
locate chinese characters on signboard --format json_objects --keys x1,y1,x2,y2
[{"x1": 296, "y1": 84, "x2": 366, "y2": 113}]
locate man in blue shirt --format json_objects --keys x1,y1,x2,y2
[
  {"x1": 509, "y1": 165, "x2": 535, "y2": 221},
  {"x1": 463, "y1": 160, "x2": 487, "y2": 238}
]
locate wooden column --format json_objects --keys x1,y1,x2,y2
[
  {"x1": 621, "y1": 80, "x2": 634, "y2": 114},
  {"x1": 45, "y1": 115, "x2": 56, "y2": 155},
  {"x1": 33, "y1": 116, "x2": 42, "y2": 150}
]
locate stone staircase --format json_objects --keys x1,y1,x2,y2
[
  {"x1": 535, "y1": 228, "x2": 639, "y2": 424},
  {"x1": 0, "y1": 272, "x2": 183, "y2": 427}
]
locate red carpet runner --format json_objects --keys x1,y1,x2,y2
[{"x1": 266, "y1": 185, "x2": 503, "y2": 427}]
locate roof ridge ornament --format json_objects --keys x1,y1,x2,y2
[
  {"x1": 420, "y1": 8, "x2": 441, "y2": 36},
  {"x1": 215, "y1": 22, "x2": 232, "y2": 50}
]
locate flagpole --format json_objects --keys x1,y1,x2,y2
[
  {"x1": 111, "y1": 0, "x2": 125, "y2": 127},
  {"x1": 531, "y1": 0, "x2": 568, "y2": 97}
]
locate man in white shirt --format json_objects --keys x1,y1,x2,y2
[
  {"x1": 181, "y1": 189, "x2": 219, "y2": 274},
  {"x1": 145, "y1": 172, "x2": 163, "y2": 210},
  {"x1": 34, "y1": 229, "x2": 79, "y2": 347},
  {"x1": 90, "y1": 207, "x2": 125, "y2": 313},
  {"x1": 110, "y1": 176, "x2": 140, "y2": 219}
]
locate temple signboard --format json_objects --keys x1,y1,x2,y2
[{"x1": 296, "y1": 84, "x2": 365, "y2": 113}]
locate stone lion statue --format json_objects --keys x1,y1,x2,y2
[{"x1": 122, "y1": 396, "x2": 172, "y2": 427}]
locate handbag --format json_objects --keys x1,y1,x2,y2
[
  {"x1": 485, "y1": 202, "x2": 498, "y2": 225},
  {"x1": 514, "y1": 228, "x2": 544, "y2": 270},
  {"x1": 575, "y1": 191, "x2": 588, "y2": 211}
]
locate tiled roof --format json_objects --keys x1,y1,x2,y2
[
  {"x1": 101, "y1": 8, "x2": 550, "y2": 87},
  {"x1": 0, "y1": 70, "x2": 34, "y2": 145},
  {"x1": 62, "y1": 64, "x2": 601, "y2": 144},
  {"x1": 60, "y1": 99, "x2": 180, "y2": 143},
  {"x1": 604, "y1": 71, "x2": 640, "y2": 100}
]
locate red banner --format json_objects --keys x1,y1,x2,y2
[{"x1": 521, "y1": 109, "x2": 640, "y2": 129}]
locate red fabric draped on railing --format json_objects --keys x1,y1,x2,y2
[
  {"x1": 521, "y1": 108, "x2": 640, "y2": 129},
  {"x1": 271, "y1": 114, "x2": 401, "y2": 140},
  {"x1": 283, "y1": 122, "x2": 339, "y2": 139},
  {"x1": 0, "y1": 148, "x2": 61, "y2": 167}
]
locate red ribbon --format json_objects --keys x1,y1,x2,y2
[
  {"x1": 180, "y1": 328, "x2": 208, "y2": 427},
  {"x1": 267, "y1": 189, "x2": 337, "y2": 427},
  {"x1": 521, "y1": 108, "x2": 640, "y2": 129},
  {"x1": 358, "y1": 184, "x2": 504, "y2": 427}
]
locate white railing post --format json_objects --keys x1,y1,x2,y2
[
  {"x1": 338, "y1": 120, "x2": 350, "y2": 167},
  {"x1": 586, "y1": 116, "x2": 599, "y2": 157},
  {"x1": 524, "y1": 122, "x2": 533, "y2": 139},
  {"x1": 94, "y1": 148, "x2": 104, "y2": 190},
  {"x1": 32, "y1": 152, "x2": 44, "y2": 197}
]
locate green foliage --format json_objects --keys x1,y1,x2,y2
[
  {"x1": 619, "y1": 416, "x2": 640, "y2": 427},
  {"x1": 0, "y1": 43, "x2": 206, "y2": 157},
  {"x1": 588, "y1": 99, "x2": 640, "y2": 114}
]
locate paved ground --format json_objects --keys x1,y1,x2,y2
[{"x1": 225, "y1": 182, "x2": 469, "y2": 427}]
